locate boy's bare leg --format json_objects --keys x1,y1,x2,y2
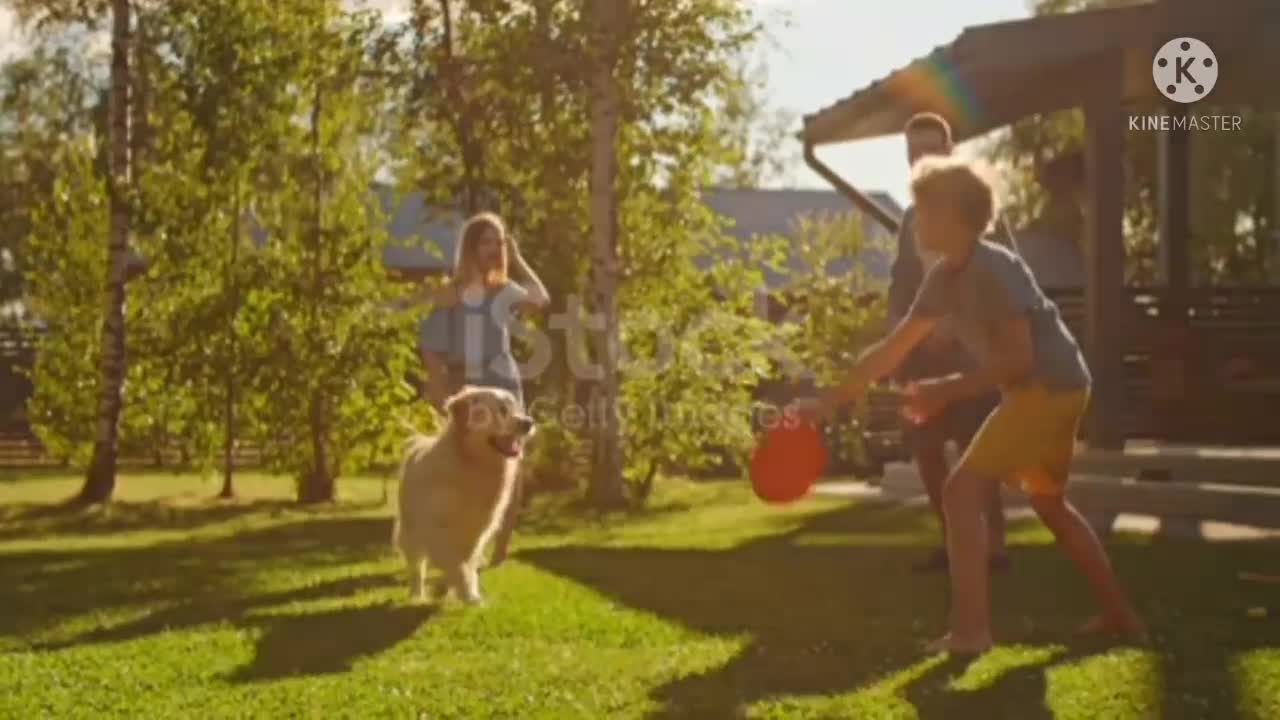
[
  {"x1": 928, "y1": 469, "x2": 997, "y2": 653},
  {"x1": 914, "y1": 438, "x2": 951, "y2": 552},
  {"x1": 1028, "y1": 492, "x2": 1146, "y2": 640},
  {"x1": 962, "y1": 398, "x2": 1009, "y2": 565},
  {"x1": 986, "y1": 482, "x2": 1008, "y2": 559},
  {"x1": 914, "y1": 435, "x2": 1009, "y2": 572}
]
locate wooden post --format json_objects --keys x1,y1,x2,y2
[
  {"x1": 1082, "y1": 51, "x2": 1127, "y2": 450},
  {"x1": 1154, "y1": 103, "x2": 1194, "y2": 441},
  {"x1": 1272, "y1": 117, "x2": 1280, "y2": 266},
  {"x1": 1158, "y1": 104, "x2": 1191, "y2": 291}
]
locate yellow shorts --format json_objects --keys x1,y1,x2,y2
[{"x1": 955, "y1": 384, "x2": 1090, "y2": 496}]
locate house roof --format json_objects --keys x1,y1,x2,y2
[
  {"x1": 802, "y1": 0, "x2": 1280, "y2": 146},
  {"x1": 376, "y1": 187, "x2": 460, "y2": 275},
  {"x1": 699, "y1": 187, "x2": 903, "y2": 289},
  {"x1": 703, "y1": 187, "x2": 901, "y2": 241},
  {"x1": 122, "y1": 186, "x2": 904, "y2": 284},
  {"x1": 381, "y1": 186, "x2": 907, "y2": 282}
]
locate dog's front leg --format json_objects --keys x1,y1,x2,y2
[
  {"x1": 443, "y1": 564, "x2": 483, "y2": 605},
  {"x1": 406, "y1": 555, "x2": 428, "y2": 602},
  {"x1": 489, "y1": 481, "x2": 521, "y2": 567},
  {"x1": 459, "y1": 563, "x2": 483, "y2": 605}
]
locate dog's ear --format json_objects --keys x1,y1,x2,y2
[{"x1": 444, "y1": 387, "x2": 477, "y2": 426}]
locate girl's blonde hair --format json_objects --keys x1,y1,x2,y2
[{"x1": 453, "y1": 212, "x2": 508, "y2": 287}]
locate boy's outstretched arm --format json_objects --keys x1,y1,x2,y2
[{"x1": 806, "y1": 314, "x2": 937, "y2": 418}]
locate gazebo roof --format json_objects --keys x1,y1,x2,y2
[{"x1": 802, "y1": 0, "x2": 1280, "y2": 146}]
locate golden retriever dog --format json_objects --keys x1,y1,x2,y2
[{"x1": 393, "y1": 385, "x2": 534, "y2": 604}]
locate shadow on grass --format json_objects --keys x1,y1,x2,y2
[
  {"x1": 521, "y1": 501, "x2": 1280, "y2": 719},
  {"x1": 2, "y1": 514, "x2": 436, "y2": 683},
  {"x1": 0, "y1": 496, "x2": 390, "y2": 540},
  {"x1": 517, "y1": 497, "x2": 696, "y2": 536},
  {"x1": 229, "y1": 603, "x2": 436, "y2": 682},
  {"x1": 5, "y1": 486, "x2": 1280, "y2": 711}
]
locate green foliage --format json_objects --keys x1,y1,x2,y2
[
  {"x1": 242, "y1": 4, "x2": 417, "y2": 501},
  {"x1": 1188, "y1": 108, "x2": 1280, "y2": 285},
  {"x1": 616, "y1": 193, "x2": 776, "y2": 501},
  {"x1": 757, "y1": 212, "x2": 890, "y2": 472},
  {"x1": 22, "y1": 137, "x2": 106, "y2": 463},
  {"x1": 522, "y1": 410, "x2": 585, "y2": 492},
  {"x1": 0, "y1": 37, "x2": 104, "y2": 319},
  {"x1": 390, "y1": 0, "x2": 778, "y2": 504},
  {"x1": 986, "y1": 0, "x2": 1280, "y2": 286},
  {"x1": 711, "y1": 52, "x2": 799, "y2": 189},
  {"x1": 774, "y1": 214, "x2": 889, "y2": 386},
  {"x1": 10, "y1": 0, "x2": 798, "y2": 506},
  {"x1": 123, "y1": 0, "x2": 326, "y2": 476}
]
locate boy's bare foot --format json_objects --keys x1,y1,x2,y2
[
  {"x1": 1077, "y1": 613, "x2": 1149, "y2": 644},
  {"x1": 924, "y1": 632, "x2": 992, "y2": 657}
]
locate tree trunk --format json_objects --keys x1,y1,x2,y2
[
  {"x1": 586, "y1": 0, "x2": 627, "y2": 510},
  {"x1": 219, "y1": 377, "x2": 235, "y2": 498},
  {"x1": 436, "y1": 0, "x2": 485, "y2": 213},
  {"x1": 299, "y1": 392, "x2": 334, "y2": 504},
  {"x1": 297, "y1": 83, "x2": 334, "y2": 505},
  {"x1": 219, "y1": 172, "x2": 242, "y2": 500},
  {"x1": 79, "y1": 0, "x2": 132, "y2": 505}
]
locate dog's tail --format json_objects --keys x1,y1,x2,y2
[{"x1": 391, "y1": 413, "x2": 437, "y2": 555}]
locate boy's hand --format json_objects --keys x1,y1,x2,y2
[
  {"x1": 901, "y1": 377, "x2": 958, "y2": 425},
  {"x1": 788, "y1": 396, "x2": 833, "y2": 425}
]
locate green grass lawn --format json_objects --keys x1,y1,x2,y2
[{"x1": 1, "y1": 470, "x2": 1277, "y2": 719}]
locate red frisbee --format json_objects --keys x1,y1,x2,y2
[{"x1": 750, "y1": 422, "x2": 828, "y2": 504}]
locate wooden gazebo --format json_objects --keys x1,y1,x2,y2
[{"x1": 802, "y1": 0, "x2": 1280, "y2": 450}]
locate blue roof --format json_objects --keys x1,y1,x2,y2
[
  {"x1": 376, "y1": 187, "x2": 460, "y2": 273},
  {"x1": 699, "y1": 187, "x2": 902, "y2": 289},
  {"x1": 129, "y1": 185, "x2": 904, "y2": 280}
]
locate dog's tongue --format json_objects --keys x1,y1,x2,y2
[{"x1": 496, "y1": 436, "x2": 522, "y2": 457}]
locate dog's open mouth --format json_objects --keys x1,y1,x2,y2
[{"x1": 489, "y1": 435, "x2": 524, "y2": 458}]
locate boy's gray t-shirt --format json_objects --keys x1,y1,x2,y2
[
  {"x1": 907, "y1": 240, "x2": 1090, "y2": 391},
  {"x1": 418, "y1": 282, "x2": 527, "y2": 402}
]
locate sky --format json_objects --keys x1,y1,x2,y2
[
  {"x1": 1, "y1": 0, "x2": 1034, "y2": 205},
  {"x1": 753, "y1": 0, "x2": 1032, "y2": 204}
]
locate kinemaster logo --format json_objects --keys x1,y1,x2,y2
[{"x1": 1130, "y1": 36, "x2": 1242, "y2": 132}]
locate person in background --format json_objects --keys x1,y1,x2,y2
[
  {"x1": 887, "y1": 112, "x2": 1009, "y2": 574},
  {"x1": 797, "y1": 155, "x2": 1145, "y2": 654},
  {"x1": 1014, "y1": 149, "x2": 1087, "y2": 290},
  {"x1": 418, "y1": 211, "x2": 550, "y2": 565}
]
